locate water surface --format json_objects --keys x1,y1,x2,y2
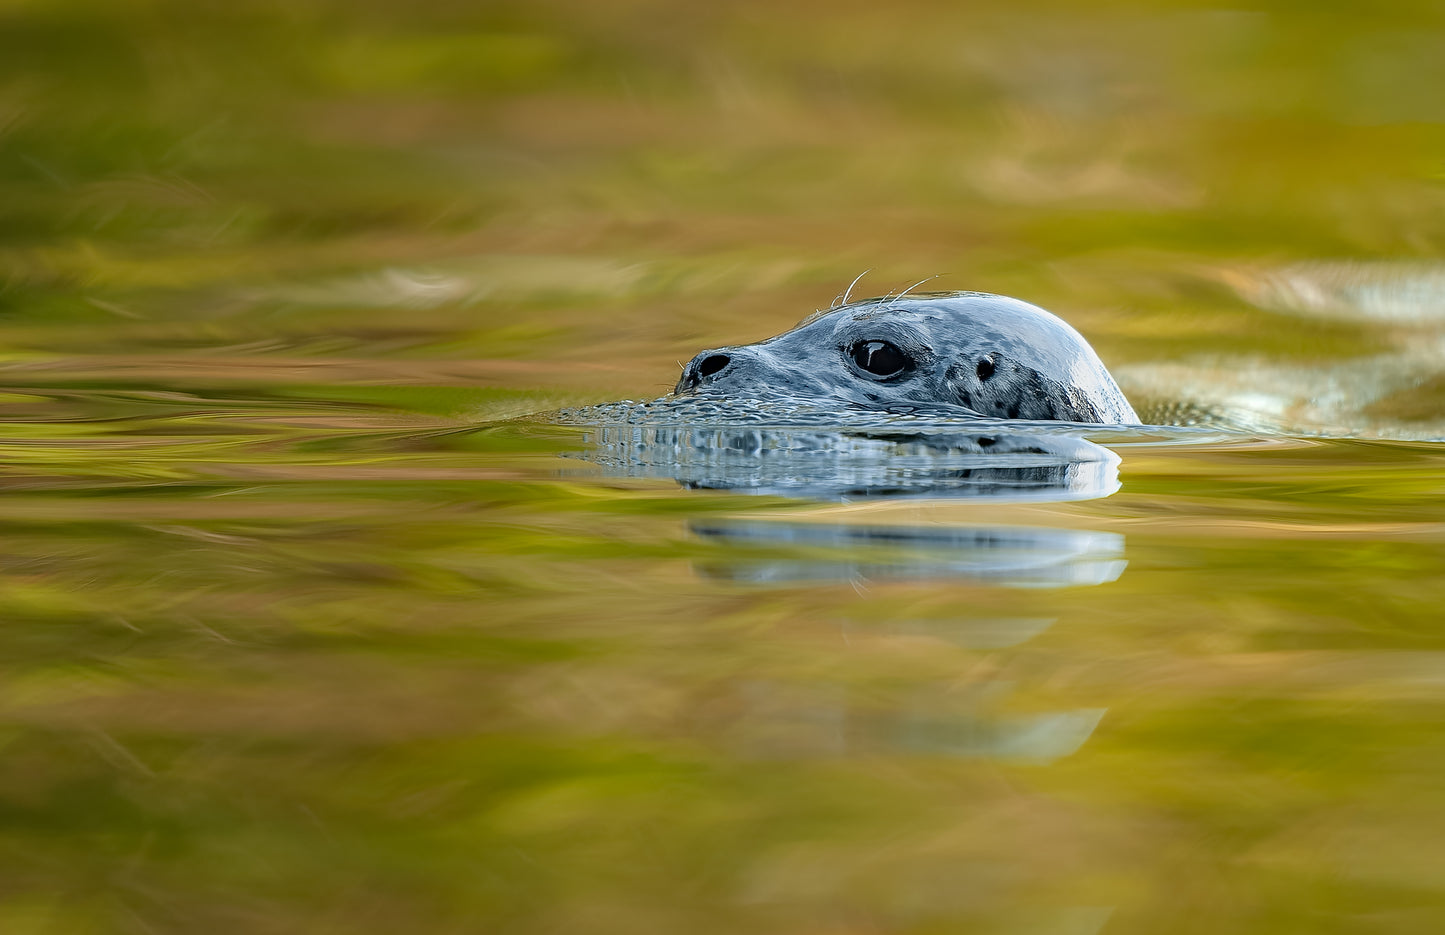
[{"x1": 6, "y1": 2, "x2": 1445, "y2": 933}]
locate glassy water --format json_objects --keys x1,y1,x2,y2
[{"x1": 7, "y1": 2, "x2": 1445, "y2": 933}]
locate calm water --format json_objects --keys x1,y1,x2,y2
[{"x1": 8, "y1": 2, "x2": 1445, "y2": 933}]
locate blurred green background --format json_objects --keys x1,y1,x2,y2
[
  {"x1": 7, "y1": 0, "x2": 1445, "y2": 396},
  {"x1": 8, "y1": 2, "x2": 1445, "y2": 934}
]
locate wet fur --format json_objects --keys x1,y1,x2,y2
[{"x1": 675, "y1": 291, "x2": 1138, "y2": 425}]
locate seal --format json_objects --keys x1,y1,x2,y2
[{"x1": 673, "y1": 291, "x2": 1138, "y2": 424}]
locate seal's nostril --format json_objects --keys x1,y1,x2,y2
[{"x1": 699, "y1": 354, "x2": 731, "y2": 378}]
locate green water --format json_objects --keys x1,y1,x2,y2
[{"x1": 7, "y1": 1, "x2": 1445, "y2": 932}]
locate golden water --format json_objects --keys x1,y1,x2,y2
[{"x1": 5, "y1": 2, "x2": 1445, "y2": 932}]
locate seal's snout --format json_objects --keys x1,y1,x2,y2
[{"x1": 677, "y1": 348, "x2": 738, "y2": 393}]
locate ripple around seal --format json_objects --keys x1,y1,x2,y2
[
  {"x1": 563, "y1": 422, "x2": 1121, "y2": 502},
  {"x1": 550, "y1": 395, "x2": 1005, "y2": 429},
  {"x1": 549, "y1": 394, "x2": 1136, "y2": 501}
]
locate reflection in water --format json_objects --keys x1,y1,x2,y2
[
  {"x1": 693, "y1": 520, "x2": 1126, "y2": 588},
  {"x1": 734, "y1": 680, "x2": 1106, "y2": 763},
  {"x1": 695, "y1": 519, "x2": 1119, "y2": 762},
  {"x1": 896, "y1": 706, "x2": 1106, "y2": 760},
  {"x1": 1120, "y1": 260, "x2": 1445, "y2": 438},
  {"x1": 579, "y1": 423, "x2": 1120, "y2": 501},
  {"x1": 855, "y1": 615, "x2": 1057, "y2": 649},
  {"x1": 18, "y1": 0, "x2": 1445, "y2": 928},
  {"x1": 568, "y1": 423, "x2": 1133, "y2": 772},
  {"x1": 1227, "y1": 259, "x2": 1445, "y2": 324}
]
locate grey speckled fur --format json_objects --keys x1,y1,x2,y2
[{"x1": 556, "y1": 292, "x2": 1137, "y2": 428}]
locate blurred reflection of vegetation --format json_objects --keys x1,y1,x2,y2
[
  {"x1": 5, "y1": 0, "x2": 1445, "y2": 376},
  {"x1": 7, "y1": 1, "x2": 1445, "y2": 934}
]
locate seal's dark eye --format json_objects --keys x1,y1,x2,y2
[
  {"x1": 849, "y1": 340, "x2": 909, "y2": 377},
  {"x1": 976, "y1": 355, "x2": 996, "y2": 382}
]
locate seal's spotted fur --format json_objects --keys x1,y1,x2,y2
[{"x1": 671, "y1": 292, "x2": 1136, "y2": 425}]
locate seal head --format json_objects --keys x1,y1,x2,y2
[{"x1": 675, "y1": 292, "x2": 1137, "y2": 424}]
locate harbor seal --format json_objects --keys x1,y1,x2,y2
[{"x1": 674, "y1": 291, "x2": 1138, "y2": 424}]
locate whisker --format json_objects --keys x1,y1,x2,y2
[
  {"x1": 834, "y1": 268, "x2": 872, "y2": 308},
  {"x1": 884, "y1": 275, "x2": 942, "y2": 309}
]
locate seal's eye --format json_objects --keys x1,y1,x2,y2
[
  {"x1": 976, "y1": 355, "x2": 996, "y2": 382},
  {"x1": 849, "y1": 340, "x2": 910, "y2": 378}
]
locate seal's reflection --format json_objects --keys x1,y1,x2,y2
[
  {"x1": 583, "y1": 421, "x2": 1124, "y2": 764},
  {"x1": 579, "y1": 421, "x2": 1127, "y2": 586},
  {"x1": 581, "y1": 423, "x2": 1120, "y2": 501},
  {"x1": 695, "y1": 519, "x2": 1121, "y2": 761},
  {"x1": 732, "y1": 679, "x2": 1106, "y2": 763},
  {"x1": 693, "y1": 521, "x2": 1125, "y2": 588}
]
